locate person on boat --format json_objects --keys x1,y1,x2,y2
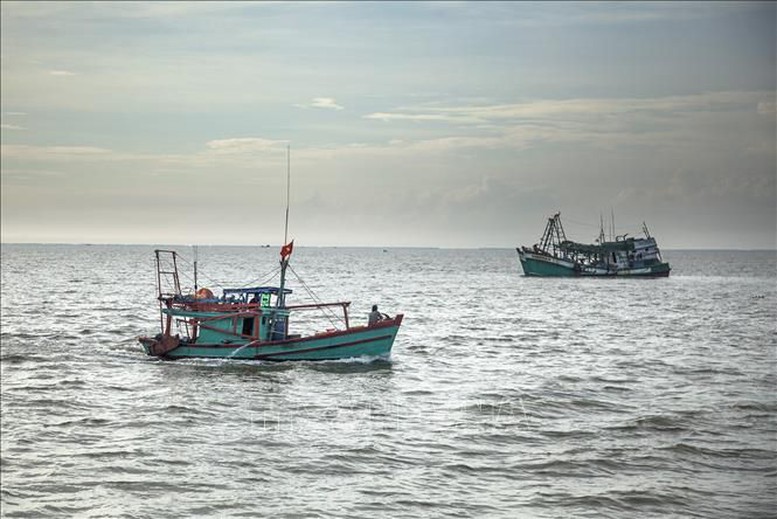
[{"x1": 369, "y1": 305, "x2": 384, "y2": 326}]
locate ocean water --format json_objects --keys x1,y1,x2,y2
[{"x1": 1, "y1": 244, "x2": 775, "y2": 518}]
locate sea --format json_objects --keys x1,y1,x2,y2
[{"x1": 1, "y1": 244, "x2": 775, "y2": 518}]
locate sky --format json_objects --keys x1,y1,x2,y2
[{"x1": 1, "y1": 1, "x2": 775, "y2": 249}]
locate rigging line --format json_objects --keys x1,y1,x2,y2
[
  {"x1": 292, "y1": 277, "x2": 343, "y2": 326},
  {"x1": 221, "y1": 267, "x2": 281, "y2": 288},
  {"x1": 174, "y1": 254, "x2": 226, "y2": 291},
  {"x1": 174, "y1": 251, "x2": 282, "y2": 291},
  {"x1": 175, "y1": 253, "x2": 259, "y2": 291},
  {"x1": 238, "y1": 265, "x2": 282, "y2": 289},
  {"x1": 561, "y1": 216, "x2": 600, "y2": 229},
  {"x1": 287, "y1": 264, "x2": 345, "y2": 328},
  {"x1": 287, "y1": 269, "x2": 330, "y2": 312}
]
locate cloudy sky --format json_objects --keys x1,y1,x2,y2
[{"x1": 1, "y1": 1, "x2": 775, "y2": 248}]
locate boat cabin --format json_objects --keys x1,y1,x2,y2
[{"x1": 162, "y1": 286, "x2": 294, "y2": 344}]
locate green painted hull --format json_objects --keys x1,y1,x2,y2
[
  {"x1": 517, "y1": 249, "x2": 670, "y2": 278},
  {"x1": 140, "y1": 316, "x2": 402, "y2": 361},
  {"x1": 519, "y1": 255, "x2": 578, "y2": 277}
]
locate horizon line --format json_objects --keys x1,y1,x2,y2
[{"x1": 2, "y1": 242, "x2": 776, "y2": 252}]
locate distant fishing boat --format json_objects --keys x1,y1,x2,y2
[
  {"x1": 138, "y1": 147, "x2": 403, "y2": 360},
  {"x1": 516, "y1": 212, "x2": 671, "y2": 277}
]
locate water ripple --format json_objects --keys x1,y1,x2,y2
[{"x1": 1, "y1": 245, "x2": 775, "y2": 518}]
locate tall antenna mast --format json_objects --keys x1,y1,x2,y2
[
  {"x1": 277, "y1": 144, "x2": 292, "y2": 310},
  {"x1": 284, "y1": 144, "x2": 290, "y2": 245}
]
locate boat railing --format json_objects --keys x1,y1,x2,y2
[
  {"x1": 163, "y1": 297, "x2": 352, "y2": 330},
  {"x1": 286, "y1": 301, "x2": 351, "y2": 329},
  {"x1": 177, "y1": 300, "x2": 265, "y2": 313}
]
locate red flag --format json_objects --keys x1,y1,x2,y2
[{"x1": 280, "y1": 240, "x2": 294, "y2": 261}]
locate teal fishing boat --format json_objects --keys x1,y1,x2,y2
[
  {"x1": 516, "y1": 212, "x2": 671, "y2": 277},
  {"x1": 138, "y1": 147, "x2": 403, "y2": 361},
  {"x1": 138, "y1": 248, "x2": 403, "y2": 361}
]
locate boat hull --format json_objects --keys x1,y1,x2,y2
[
  {"x1": 139, "y1": 315, "x2": 403, "y2": 361},
  {"x1": 518, "y1": 252, "x2": 578, "y2": 277},
  {"x1": 517, "y1": 249, "x2": 670, "y2": 278}
]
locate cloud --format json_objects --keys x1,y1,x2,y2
[
  {"x1": 372, "y1": 91, "x2": 770, "y2": 125},
  {"x1": 0, "y1": 139, "x2": 290, "y2": 172},
  {"x1": 295, "y1": 97, "x2": 344, "y2": 110},
  {"x1": 2, "y1": 168, "x2": 66, "y2": 183},
  {"x1": 1, "y1": 145, "x2": 111, "y2": 158},
  {"x1": 49, "y1": 70, "x2": 76, "y2": 76},
  {"x1": 205, "y1": 138, "x2": 288, "y2": 154},
  {"x1": 364, "y1": 112, "x2": 478, "y2": 123},
  {"x1": 1, "y1": 1, "x2": 246, "y2": 25},
  {"x1": 358, "y1": 91, "x2": 776, "y2": 153}
]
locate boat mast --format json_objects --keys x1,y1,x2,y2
[
  {"x1": 277, "y1": 144, "x2": 291, "y2": 308},
  {"x1": 598, "y1": 213, "x2": 605, "y2": 244},
  {"x1": 284, "y1": 144, "x2": 290, "y2": 247},
  {"x1": 538, "y1": 213, "x2": 567, "y2": 256},
  {"x1": 193, "y1": 245, "x2": 198, "y2": 292},
  {"x1": 610, "y1": 208, "x2": 615, "y2": 242}
]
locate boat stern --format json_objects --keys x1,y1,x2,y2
[{"x1": 138, "y1": 334, "x2": 181, "y2": 357}]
